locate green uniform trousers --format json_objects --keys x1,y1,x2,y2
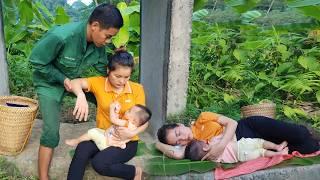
[{"x1": 38, "y1": 92, "x2": 96, "y2": 148}]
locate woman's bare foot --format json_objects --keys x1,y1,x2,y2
[
  {"x1": 65, "y1": 139, "x2": 80, "y2": 147},
  {"x1": 276, "y1": 141, "x2": 288, "y2": 151},
  {"x1": 134, "y1": 166, "x2": 142, "y2": 180}
]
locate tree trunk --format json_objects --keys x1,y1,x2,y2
[{"x1": 0, "y1": 0, "x2": 10, "y2": 96}]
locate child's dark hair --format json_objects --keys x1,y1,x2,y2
[
  {"x1": 157, "y1": 124, "x2": 179, "y2": 144},
  {"x1": 107, "y1": 50, "x2": 134, "y2": 72},
  {"x1": 185, "y1": 140, "x2": 206, "y2": 161},
  {"x1": 89, "y1": 3, "x2": 123, "y2": 29},
  {"x1": 134, "y1": 104, "x2": 152, "y2": 126}
]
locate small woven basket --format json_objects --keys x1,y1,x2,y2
[
  {"x1": 0, "y1": 96, "x2": 39, "y2": 156},
  {"x1": 241, "y1": 102, "x2": 276, "y2": 119}
]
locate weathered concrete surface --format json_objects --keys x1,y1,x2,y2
[
  {"x1": 152, "y1": 164, "x2": 320, "y2": 180},
  {"x1": 166, "y1": 0, "x2": 193, "y2": 116},
  {"x1": 0, "y1": 119, "x2": 154, "y2": 180},
  {"x1": 140, "y1": 0, "x2": 171, "y2": 136}
]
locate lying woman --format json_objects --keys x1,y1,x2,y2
[{"x1": 156, "y1": 112, "x2": 319, "y2": 160}]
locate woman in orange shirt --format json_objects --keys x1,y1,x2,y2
[
  {"x1": 67, "y1": 51, "x2": 147, "y2": 180},
  {"x1": 157, "y1": 113, "x2": 319, "y2": 161}
]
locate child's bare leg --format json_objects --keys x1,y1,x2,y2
[
  {"x1": 65, "y1": 133, "x2": 91, "y2": 147},
  {"x1": 134, "y1": 166, "x2": 142, "y2": 180},
  {"x1": 263, "y1": 140, "x2": 288, "y2": 152},
  {"x1": 264, "y1": 147, "x2": 289, "y2": 157}
]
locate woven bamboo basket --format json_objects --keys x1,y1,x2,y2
[
  {"x1": 0, "y1": 96, "x2": 38, "y2": 156},
  {"x1": 241, "y1": 102, "x2": 276, "y2": 119}
]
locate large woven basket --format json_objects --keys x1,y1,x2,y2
[
  {"x1": 0, "y1": 96, "x2": 39, "y2": 156},
  {"x1": 241, "y1": 102, "x2": 276, "y2": 119}
]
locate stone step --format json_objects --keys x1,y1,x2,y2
[
  {"x1": 151, "y1": 164, "x2": 320, "y2": 180},
  {"x1": 1, "y1": 119, "x2": 154, "y2": 179}
]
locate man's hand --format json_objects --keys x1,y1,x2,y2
[
  {"x1": 201, "y1": 142, "x2": 226, "y2": 161},
  {"x1": 112, "y1": 126, "x2": 136, "y2": 141},
  {"x1": 64, "y1": 78, "x2": 72, "y2": 92},
  {"x1": 73, "y1": 93, "x2": 89, "y2": 121}
]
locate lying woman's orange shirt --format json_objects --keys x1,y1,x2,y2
[{"x1": 191, "y1": 112, "x2": 223, "y2": 141}]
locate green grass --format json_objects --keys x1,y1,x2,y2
[{"x1": 0, "y1": 157, "x2": 37, "y2": 180}]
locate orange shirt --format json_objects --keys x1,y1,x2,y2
[
  {"x1": 191, "y1": 112, "x2": 224, "y2": 141},
  {"x1": 86, "y1": 76, "x2": 145, "y2": 141}
]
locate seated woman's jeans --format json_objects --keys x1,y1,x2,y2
[
  {"x1": 236, "y1": 116, "x2": 319, "y2": 154},
  {"x1": 67, "y1": 140, "x2": 138, "y2": 180}
]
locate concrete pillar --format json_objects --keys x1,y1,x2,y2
[
  {"x1": 0, "y1": 1, "x2": 10, "y2": 96},
  {"x1": 140, "y1": 0, "x2": 171, "y2": 135},
  {"x1": 166, "y1": 0, "x2": 193, "y2": 116},
  {"x1": 140, "y1": 0, "x2": 193, "y2": 135}
]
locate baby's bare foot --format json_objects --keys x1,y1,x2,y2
[
  {"x1": 280, "y1": 147, "x2": 289, "y2": 155},
  {"x1": 65, "y1": 139, "x2": 79, "y2": 147},
  {"x1": 277, "y1": 141, "x2": 288, "y2": 151}
]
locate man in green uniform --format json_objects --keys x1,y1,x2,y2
[{"x1": 29, "y1": 4, "x2": 123, "y2": 180}]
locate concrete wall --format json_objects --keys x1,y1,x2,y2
[
  {"x1": 140, "y1": 0, "x2": 171, "y2": 136},
  {"x1": 166, "y1": 0, "x2": 193, "y2": 116},
  {"x1": 0, "y1": 1, "x2": 10, "y2": 96}
]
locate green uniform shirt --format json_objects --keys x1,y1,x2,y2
[{"x1": 29, "y1": 21, "x2": 108, "y2": 101}]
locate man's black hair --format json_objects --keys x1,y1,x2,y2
[{"x1": 89, "y1": 3, "x2": 123, "y2": 29}]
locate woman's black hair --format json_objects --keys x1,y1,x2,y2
[
  {"x1": 107, "y1": 50, "x2": 134, "y2": 72},
  {"x1": 89, "y1": 3, "x2": 123, "y2": 29},
  {"x1": 157, "y1": 124, "x2": 179, "y2": 144}
]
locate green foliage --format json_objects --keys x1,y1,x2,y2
[
  {"x1": 188, "y1": 1, "x2": 320, "y2": 124},
  {"x1": 3, "y1": 0, "x2": 70, "y2": 97},
  {"x1": 112, "y1": 1, "x2": 141, "y2": 57},
  {"x1": 5, "y1": 0, "x2": 141, "y2": 98},
  {"x1": 286, "y1": 0, "x2": 320, "y2": 7},
  {"x1": 225, "y1": 0, "x2": 262, "y2": 13},
  {"x1": 55, "y1": 6, "x2": 70, "y2": 24},
  {"x1": 194, "y1": 0, "x2": 209, "y2": 11}
]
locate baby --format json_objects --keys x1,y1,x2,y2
[
  {"x1": 65, "y1": 102, "x2": 152, "y2": 150},
  {"x1": 185, "y1": 135, "x2": 288, "y2": 163}
]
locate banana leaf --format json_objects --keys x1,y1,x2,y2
[
  {"x1": 136, "y1": 141, "x2": 162, "y2": 157},
  {"x1": 146, "y1": 158, "x2": 218, "y2": 176},
  {"x1": 138, "y1": 142, "x2": 237, "y2": 176},
  {"x1": 142, "y1": 143, "x2": 320, "y2": 176}
]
